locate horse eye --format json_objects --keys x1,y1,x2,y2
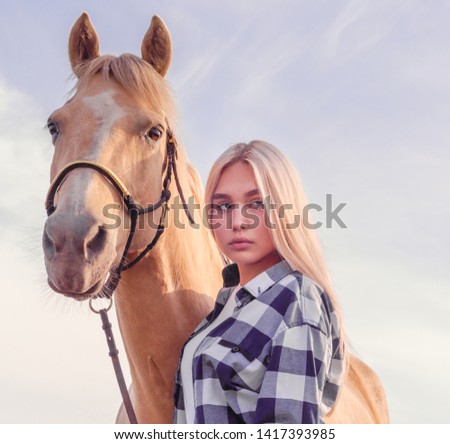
[
  {"x1": 146, "y1": 127, "x2": 163, "y2": 142},
  {"x1": 47, "y1": 121, "x2": 60, "y2": 142}
]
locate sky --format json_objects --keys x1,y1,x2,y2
[{"x1": 0, "y1": 0, "x2": 449, "y2": 424}]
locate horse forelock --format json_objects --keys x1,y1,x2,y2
[{"x1": 74, "y1": 54, "x2": 177, "y2": 123}]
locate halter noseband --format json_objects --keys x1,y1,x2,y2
[{"x1": 44, "y1": 126, "x2": 193, "y2": 299}]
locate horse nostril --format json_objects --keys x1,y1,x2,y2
[
  {"x1": 42, "y1": 225, "x2": 56, "y2": 259},
  {"x1": 86, "y1": 226, "x2": 108, "y2": 259}
]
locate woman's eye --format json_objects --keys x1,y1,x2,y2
[
  {"x1": 212, "y1": 203, "x2": 233, "y2": 212},
  {"x1": 146, "y1": 127, "x2": 163, "y2": 141},
  {"x1": 218, "y1": 203, "x2": 233, "y2": 211},
  {"x1": 248, "y1": 200, "x2": 264, "y2": 210},
  {"x1": 47, "y1": 121, "x2": 60, "y2": 142}
]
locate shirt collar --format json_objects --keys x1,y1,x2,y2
[{"x1": 221, "y1": 259, "x2": 294, "y2": 298}]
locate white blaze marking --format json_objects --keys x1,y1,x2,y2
[
  {"x1": 65, "y1": 91, "x2": 126, "y2": 212},
  {"x1": 82, "y1": 91, "x2": 126, "y2": 156}
]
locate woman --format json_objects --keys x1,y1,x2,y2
[{"x1": 173, "y1": 140, "x2": 346, "y2": 424}]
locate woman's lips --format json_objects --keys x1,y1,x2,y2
[{"x1": 229, "y1": 238, "x2": 253, "y2": 250}]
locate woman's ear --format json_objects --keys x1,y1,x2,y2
[
  {"x1": 141, "y1": 16, "x2": 172, "y2": 77},
  {"x1": 68, "y1": 13, "x2": 100, "y2": 76}
]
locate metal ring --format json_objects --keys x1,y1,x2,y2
[{"x1": 89, "y1": 297, "x2": 113, "y2": 314}]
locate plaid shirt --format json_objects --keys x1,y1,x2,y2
[{"x1": 173, "y1": 260, "x2": 343, "y2": 424}]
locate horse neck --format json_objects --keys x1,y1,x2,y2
[
  {"x1": 115, "y1": 157, "x2": 224, "y2": 327},
  {"x1": 115, "y1": 205, "x2": 223, "y2": 326},
  {"x1": 117, "y1": 147, "x2": 222, "y2": 299}
]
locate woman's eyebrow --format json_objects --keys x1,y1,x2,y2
[
  {"x1": 245, "y1": 189, "x2": 261, "y2": 197},
  {"x1": 211, "y1": 189, "x2": 260, "y2": 200},
  {"x1": 211, "y1": 193, "x2": 230, "y2": 200}
]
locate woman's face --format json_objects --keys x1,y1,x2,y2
[{"x1": 209, "y1": 161, "x2": 281, "y2": 284}]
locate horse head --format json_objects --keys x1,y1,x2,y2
[{"x1": 42, "y1": 13, "x2": 179, "y2": 301}]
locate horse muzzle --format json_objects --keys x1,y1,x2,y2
[{"x1": 43, "y1": 209, "x2": 117, "y2": 299}]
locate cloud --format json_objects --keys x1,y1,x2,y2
[
  {"x1": 318, "y1": 0, "x2": 402, "y2": 66},
  {"x1": 0, "y1": 77, "x2": 51, "y2": 237}
]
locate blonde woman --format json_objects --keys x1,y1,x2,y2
[{"x1": 173, "y1": 140, "x2": 346, "y2": 424}]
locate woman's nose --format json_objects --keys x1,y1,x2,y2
[{"x1": 231, "y1": 204, "x2": 253, "y2": 230}]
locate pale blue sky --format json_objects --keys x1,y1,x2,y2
[{"x1": 0, "y1": 0, "x2": 449, "y2": 423}]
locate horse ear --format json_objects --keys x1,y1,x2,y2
[
  {"x1": 141, "y1": 16, "x2": 172, "y2": 77},
  {"x1": 68, "y1": 13, "x2": 100, "y2": 75}
]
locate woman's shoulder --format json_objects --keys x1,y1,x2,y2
[{"x1": 277, "y1": 270, "x2": 334, "y2": 335}]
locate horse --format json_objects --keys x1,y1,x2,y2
[{"x1": 42, "y1": 13, "x2": 389, "y2": 424}]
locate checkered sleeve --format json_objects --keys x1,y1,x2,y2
[{"x1": 254, "y1": 322, "x2": 331, "y2": 424}]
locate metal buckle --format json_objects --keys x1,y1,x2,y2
[{"x1": 89, "y1": 296, "x2": 113, "y2": 314}]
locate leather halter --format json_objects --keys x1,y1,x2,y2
[
  {"x1": 44, "y1": 127, "x2": 193, "y2": 424},
  {"x1": 45, "y1": 126, "x2": 193, "y2": 299}
]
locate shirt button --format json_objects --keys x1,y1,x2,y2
[{"x1": 231, "y1": 346, "x2": 240, "y2": 353}]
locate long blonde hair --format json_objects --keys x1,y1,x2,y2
[{"x1": 205, "y1": 140, "x2": 348, "y2": 362}]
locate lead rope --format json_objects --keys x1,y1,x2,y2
[
  {"x1": 92, "y1": 304, "x2": 138, "y2": 424},
  {"x1": 100, "y1": 308, "x2": 138, "y2": 424}
]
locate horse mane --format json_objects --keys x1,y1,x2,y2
[{"x1": 74, "y1": 53, "x2": 177, "y2": 122}]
